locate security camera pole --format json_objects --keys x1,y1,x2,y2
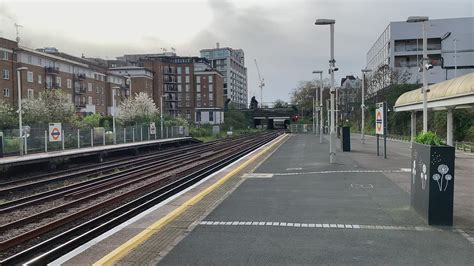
[
  {"x1": 407, "y1": 16, "x2": 429, "y2": 133},
  {"x1": 315, "y1": 18, "x2": 336, "y2": 163}
]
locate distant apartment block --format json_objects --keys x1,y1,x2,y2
[
  {"x1": 200, "y1": 43, "x2": 248, "y2": 109},
  {"x1": 366, "y1": 17, "x2": 474, "y2": 94}
]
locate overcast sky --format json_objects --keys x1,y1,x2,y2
[{"x1": 0, "y1": 0, "x2": 472, "y2": 103}]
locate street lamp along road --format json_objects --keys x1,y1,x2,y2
[
  {"x1": 315, "y1": 18, "x2": 337, "y2": 164},
  {"x1": 361, "y1": 68, "x2": 372, "y2": 144},
  {"x1": 16, "y1": 66, "x2": 28, "y2": 156},
  {"x1": 407, "y1": 16, "x2": 430, "y2": 133},
  {"x1": 312, "y1": 70, "x2": 323, "y2": 144}
]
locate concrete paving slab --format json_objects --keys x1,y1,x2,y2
[{"x1": 160, "y1": 134, "x2": 473, "y2": 265}]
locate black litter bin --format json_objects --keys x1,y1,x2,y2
[{"x1": 340, "y1": 126, "x2": 351, "y2": 152}]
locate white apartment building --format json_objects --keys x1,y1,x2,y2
[
  {"x1": 200, "y1": 44, "x2": 248, "y2": 109},
  {"x1": 366, "y1": 17, "x2": 474, "y2": 93}
]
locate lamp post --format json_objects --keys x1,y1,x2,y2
[
  {"x1": 407, "y1": 16, "x2": 429, "y2": 133},
  {"x1": 315, "y1": 18, "x2": 337, "y2": 163},
  {"x1": 16, "y1": 66, "x2": 28, "y2": 156},
  {"x1": 312, "y1": 90, "x2": 316, "y2": 134},
  {"x1": 313, "y1": 70, "x2": 323, "y2": 143},
  {"x1": 361, "y1": 68, "x2": 372, "y2": 144},
  {"x1": 127, "y1": 74, "x2": 132, "y2": 97},
  {"x1": 112, "y1": 86, "x2": 118, "y2": 144},
  {"x1": 160, "y1": 95, "x2": 165, "y2": 138}
]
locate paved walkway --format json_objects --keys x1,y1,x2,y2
[{"x1": 158, "y1": 134, "x2": 473, "y2": 265}]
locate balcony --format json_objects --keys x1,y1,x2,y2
[
  {"x1": 163, "y1": 67, "x2": 176, "y2": 74},
  {"x1": 45, "y1": 67, "x2": 59, "y2": 75},
  {"x1": 75, "y1": 101, "x2": 86, "y2": 108},
  {"x1": 74, "y1": 86, "x2": 87, "y2": 94},
  {"x1": 74, "y1": 73, "x2": 87, "y2": 80}
]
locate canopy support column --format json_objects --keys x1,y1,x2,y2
[
  {"x1": 410, "y1": 111, "x2": 416, "y2": 148},
  {"x1": 447, "y1": 107, "x2": 454, "y2": 146}
]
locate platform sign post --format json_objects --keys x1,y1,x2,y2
[
  {"x1": 149, "y1": 122, "x2": 156, "y2": 136},
  {"x1": 375, "y1": 102, "x2": 387, "y2": 158},
  {"x1": 49, "y1": 123, "x2": 62, "y2": 142}
]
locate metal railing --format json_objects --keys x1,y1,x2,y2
[{"x1": 0, "y1": 125, "x2": 189, "y2": 157}]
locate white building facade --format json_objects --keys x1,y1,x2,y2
[
  {"x1": 366, "y1": 17, "x2": 474, "y2": 93},
  {"x1": 200, "y1": 44, "x2": 248, "y2": 109}
]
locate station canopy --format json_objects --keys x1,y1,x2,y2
[{"x1": 394, "y1": 73, "x2": 474, "y2": 112}]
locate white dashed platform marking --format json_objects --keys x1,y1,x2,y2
[{"x1": 199, "y1": 220, "x2": 445, "y2": 233}]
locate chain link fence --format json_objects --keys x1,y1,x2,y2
[{"x1": 0, "y1": 125, "x2": 189, "y2": 157}]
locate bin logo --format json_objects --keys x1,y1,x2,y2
[{"x1": 432, "y1": 164, "x2": 452, "y2": 192}]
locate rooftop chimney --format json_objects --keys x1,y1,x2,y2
[{"x1": 216, "y1": 42, "x2": 220, "y2": 48}]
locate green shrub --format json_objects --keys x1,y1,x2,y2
[{"x1": 415, "y1": 131, "x2": 444, "y2": 146}]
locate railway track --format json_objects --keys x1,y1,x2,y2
[{"x1": 0, "y1": 131, "x2": 282, "y2": 265}]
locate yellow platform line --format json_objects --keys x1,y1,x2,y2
[{"x1": 93, "y1": 133, "x2": 289, "y2": 266}]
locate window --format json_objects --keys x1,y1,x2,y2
[
  {"x1": 38, "y1": 58, "x2": 42, "y2": 65},
  {"x1": 88, "y1": 83, "x2": 92, "y2": 91},
  {"x1": 209, "y1": 84, "x2": 213, "y2": 92},
  {"x1": 28, "y1": 55, "x2": 32, "y2": 64},
  {"x1": 209, "y1": 93, "x2": 214, "y2": 100},
  {"x1": 186, "y1": 101, "x2": 190, "y2": 107},
  {"x1": 38, "y1": 75, "x2": 42, "y2": 84},
  {"x1": 96, "y1": 86, "x2": 99, "y2": 93},
  {"x1": 67, "y1": 79, "x2": 72, "y2": 89},
  {"x1": 196, "y1": 111, "x2": 201, "y2": 122},
  {"x1": 46, "y1": 76, "x2": 52, "y2": 88},
  {"x1": 197, "y1": 102, "x2": 201, "y2": 107},
  {"x1": 1, "y1": 51, "x2": 8, "y2": 60},
  {"x1": 178, "y1": 94, "x2": 182, "y2": 101},
  {"x1": 56, "y1": 77, "x2": 61, "y2": 87},
  {"x1": 27, "y1": 89, "x2": 34, "y2": 99},
  {"x1": 178, "y1": 102, "x2": 182, "y2": 107},
  {"x1": 88, "y1": 96, "x2": 93, "y2": 105},
  {"x1": 27, "y1": 71, "x2": 33, "y2": 83},
  {"x1": 209, "y1": 101, "x2": 214, "y2": 107},
  {"x1": 177, "y1": 76, "x2": 182, "y2": 83},
  {"x1": 197, "y1": 85, "x2": 201, "y2": 92},
  {"x1": 185, "y1": 67, "x2": 190, "y2": 74},
  {"x1": 186, "y1": 110, "x2": 191, "y2": 119},
  {"x1": 3, "y1": 69, "x2": 10, "y2": 80},
  {"x1": 185, "y1": 75, "x2": 190, "y2": 83},
  {"x1": 185, "y1": 93, "x2": 190, "y2": 101},
  {"x1": 196, "y1": 76, "x2": 201, "y2": 84},
  {"x1": 209, "y1": 75, "x2": 213, "y2": 83},
  {"x1": 209, "y1": 111, "x2": 214, "y2": 121},
  {"x1": 3, "y1": 88, "x2": 10, "y2": 97},
  {"x1": 177, "y1": 67, "x2": 182, "y2": 74},
  {"x1": 178, "y1": 84, "x2": 182, "y2": 92},
  {"x1": 185, "y1": 84, "x2": 190, "y2": 92},
  {"x1": 197, "y1": 93, "x2": 201, "y2": 101}
]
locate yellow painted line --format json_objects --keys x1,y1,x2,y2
[{"x1": 93, "y1": 133, "x2": 289, "y2": 266}]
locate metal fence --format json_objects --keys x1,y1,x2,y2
[
  {"x1": 0, "y1": 125, "x2": 189, "y2": 157},
  {"x1": 289, "y1": 124, "x2": 317, "y2": 134}
]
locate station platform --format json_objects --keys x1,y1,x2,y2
[
  {"x1": 56, "y1": 133, "x2": 474, "y2": 265},
  {"x1": 0, "y1": 137, "x2": 196, "y2": 174}
]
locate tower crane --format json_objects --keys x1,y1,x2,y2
[{"x1": 254, "y1": 59, "x2": 265, "y2": 108}]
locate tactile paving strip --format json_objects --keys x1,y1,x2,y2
[{"x1": 116, "y1": 168, "x2": 247, "y2": 265}]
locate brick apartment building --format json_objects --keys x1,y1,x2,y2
[
  {"x1": 0, "y1": 37, "x2": 130, "y2": 117},
  {"x1": 118, "y1": 53, "x2": 225, "y2": 122},
  {"x1": 2, "y1": 36, "x2": 226, "y2": 124}
]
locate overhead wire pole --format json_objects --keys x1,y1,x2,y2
[{"x1": 254, "y1": 59, "x2": 265, "y2": 108}]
